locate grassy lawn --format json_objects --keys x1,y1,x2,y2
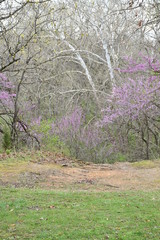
[{"x1": 0, "y1": 188, "x2": 159, "y2": 239}]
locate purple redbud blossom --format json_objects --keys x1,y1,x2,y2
[{"x1": 102, "y1": 56, "x2": 160, "y2": 126}]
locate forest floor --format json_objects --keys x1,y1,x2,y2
[{"x1": 0, "y1": 151, "x2": 160, "y2": 191}]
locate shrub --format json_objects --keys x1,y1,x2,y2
[{"x1": 3, "y1": 129, "x2": 11, "y2": 150}]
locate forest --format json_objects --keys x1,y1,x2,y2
[
  {"x1": 0, "y1": 0, "x2": 160, "y2": 163},
  {"x1": 0, "y1": 1, "x2": 160, "y2": 239}
]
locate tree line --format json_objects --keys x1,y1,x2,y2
[{"x1": 0, "y1": 0, "x2": 160, "y2": 162}]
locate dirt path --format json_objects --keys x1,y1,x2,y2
[{"x1": 0, "y1": 152, "x2": 160, "y2": 191}]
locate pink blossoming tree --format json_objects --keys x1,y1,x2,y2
[
  {"x1": 0, "y1": 73, "x2": 40, "y2": 149},
  {"x1": 101, "y1": 55, "x2": 160, "y2": 160}
]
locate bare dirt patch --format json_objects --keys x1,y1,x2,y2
[{"x1": 0, "y1": 152, "x2": 160, "y2": 191}]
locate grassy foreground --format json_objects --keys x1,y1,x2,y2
[{"x1": 0, "y1": 188, "x2": 160, "y2": 240}]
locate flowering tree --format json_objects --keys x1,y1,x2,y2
[
  {"x1": 50, "y1": 107, "x2": 105, "y2": 161},
  {"x1": 101, "y1": 56, "x2": 160, "y2": 159},
  {"x1": 0, "y1": 73, "x2": 40, "y2": 149},
  {"x1": 0, "y1": 73, "x2": 15, "y2": 134}
]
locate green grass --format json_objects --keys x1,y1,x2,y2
[
  {"x1": 0, "y1": 188, "x2": 160, "y2": 239},
  {"x1": 132, "y1": 160, "x2": 158, "y2": 169}
]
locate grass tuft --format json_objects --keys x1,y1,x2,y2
[{"x1": 131, "y1": 160, "x2": 157, "y2": 169}]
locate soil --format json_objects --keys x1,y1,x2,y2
[{"x1": 0, "y1": 152, "x2": 160, "y2": 191}]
